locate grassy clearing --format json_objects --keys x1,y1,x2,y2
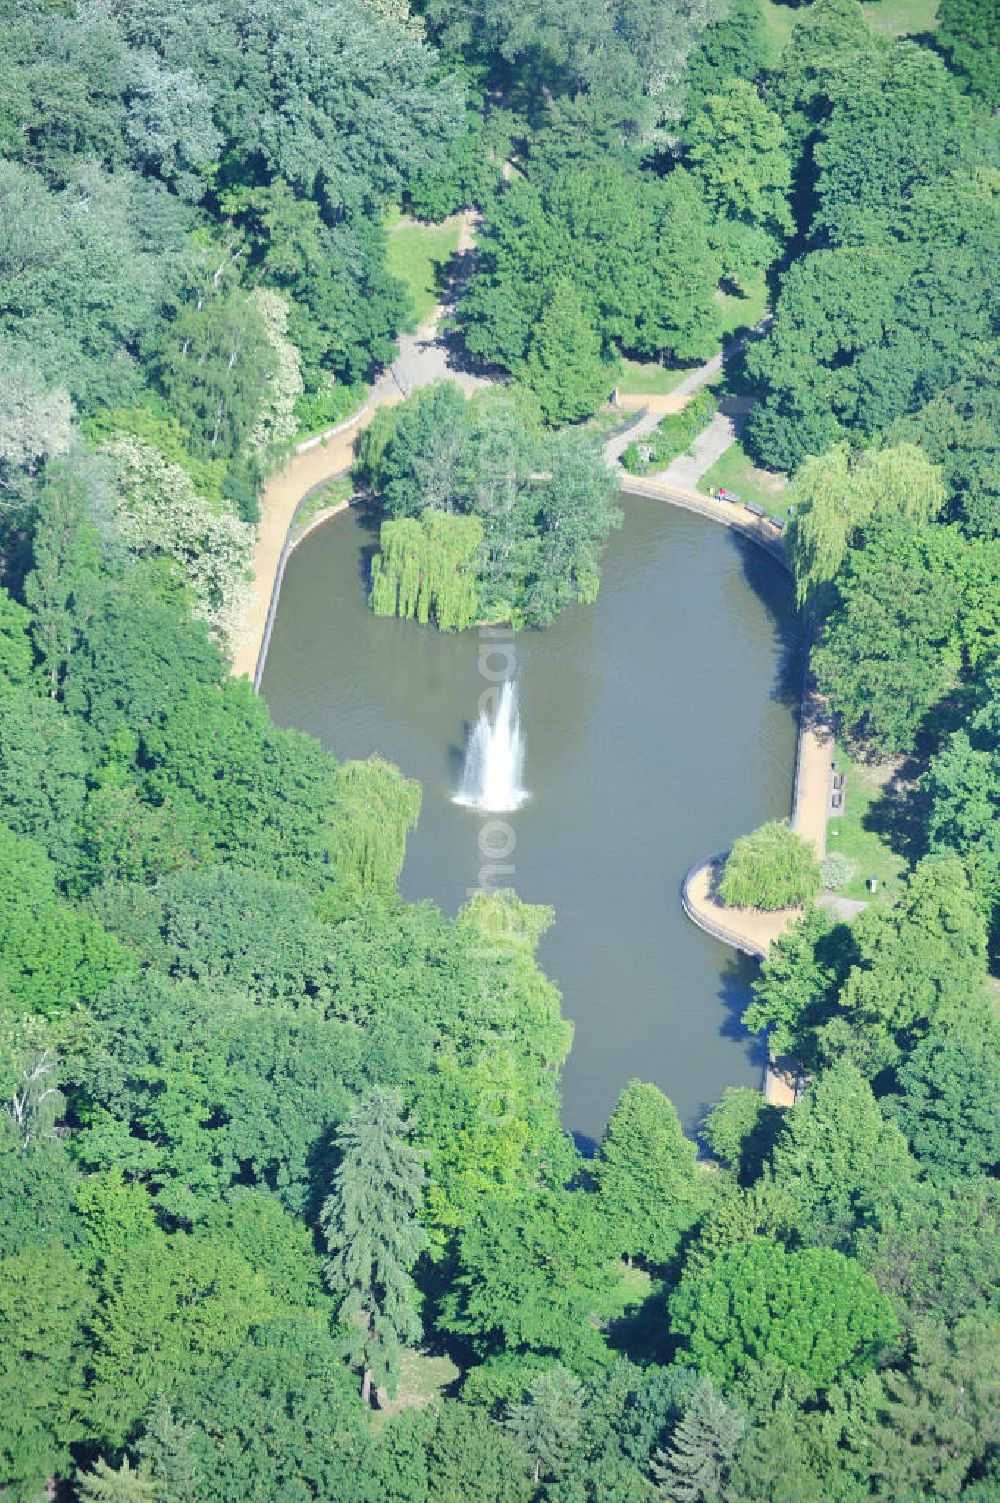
[
  {"x1": 825, "y1": 744, "x2": 909, "y2": 904},
  {"x1": 716, "y1": 272, "x2": 769, "y2": 340},
  {"x1": 371, "y1": 1349, "x2": 461, "y2": 1431},
  {"x1": 863, "y1": 0, "x2": 938, "y2": 34},
  {"x1": 291, "y1": 475, "x2": 354, "y2": 542},
  {"x1": 385, "y1": 214, "x2": 463, "y2": 328},
  {"x1": 616, "y1": 357, "x2": 696, "y2": 396},
  {"x1": 760, "y1": 0, "x2": 801, "y2": 64},
  {"x1": 699, "y1": 438, "x2": 791, "y2": 517},
  {"x1": 761, "y1": 0, "x2": 937, "y2": 63}
]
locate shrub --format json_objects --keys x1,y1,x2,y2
[
  {"x1": 718, "y1": 820, "x2": 821, "y2": 910},
  {"x1": 820, "y1": 852, "x2": 856, "y2": 891},
  {"x1": 620, "y1": 387, "x2": 718, "y2": 474}
]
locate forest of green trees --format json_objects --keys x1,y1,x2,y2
[{"x1": 0, "y1": 0, "x2": 998, "y2": 1498}]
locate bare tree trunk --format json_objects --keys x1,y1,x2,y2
[{"x1": 361, "y1": 1368, "x2": 373, "y2": 1407}]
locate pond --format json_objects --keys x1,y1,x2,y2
[{"x1": 260, "y1": 494, "x2": 802, "y2": 1147}]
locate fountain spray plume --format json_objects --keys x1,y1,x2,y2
[{"x1": 454, "y1": 678, "x2": 528, "y2": 812}]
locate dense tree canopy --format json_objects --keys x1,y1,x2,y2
[{"x1": 1, "y1": 0, "x2": 997, "y2": 1497}]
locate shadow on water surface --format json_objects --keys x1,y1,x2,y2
[{"x1": 731, "y1": 530, "x2": 803, "y2": 708}]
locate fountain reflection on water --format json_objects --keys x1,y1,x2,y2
[{"x1": 454, "y1": 679, "x2": 528, "y2": 813}]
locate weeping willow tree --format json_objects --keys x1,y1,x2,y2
[
  {"x1": 789, "y1": 442, "x2": 946, "y2": 606},
  {"x1": 329, "y1": 756, "x2": 422, "y2": 893},
  {"x1": 370, "y1": 511, "x2": 483, "y2": 630}
]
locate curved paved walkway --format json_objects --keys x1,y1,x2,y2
[
  {"x1": 232, "y1": 281, "x2": 830, "y2": 970},
  {"x1": 230, "y1": 211, "x2": 480, "y2": 683}
]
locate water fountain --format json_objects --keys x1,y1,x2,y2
[{"x1": 454, "y1": 679, "x2": 528, "y2": 812}]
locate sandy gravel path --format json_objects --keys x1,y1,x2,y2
[{"x1": 229, "y1": 212, "x2": 479, "y2": 683}]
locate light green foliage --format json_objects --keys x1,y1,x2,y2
[
  {"x1": 767, "y1": 1060, "x2": 917, "y2": 1248},
  {"x1": 517, "y1": 279, "x2": 610, "y2": 426},
  {"x1": 76, "y1": 1456, "x2": 157, "y2": 1503},
  {"x1": 370, "y1": 510, "x2": 484, "y2": 629},
  {"x1": 150, "y1": 286, "x2": 276, "y2": 468},
  {"x1": 621, "y1": 387, "x2": 717, "y2": 475},
  {"x1": 0, "y1": 1244, "x2": 92, "y2": 1503},
  {"x1": 788, "y1": 441, "x2": 946, "y2": 604},
  {"x1": 328, "y1": 756, "x2": 422, "y2": 892},
  {"x1": 718, "y1": 820, "x2": 821, "y2": 910},
  {"x1": 77, "y1": 1174, "x2": 303, "y2": 1447},
  {"x1": 687, "y1": 80, "x2": 793, "y2": 269},
  {"x1": 669, "y1": 1238, "x2": 899, "y2": 1389},
  {"x1": 0, "y1": 342, "x2": 75, "y2": 484},
  {"x1": 246, "y1": 287, "x2": 304, "y2": 462},
  {"x1": 320, "y1": 1087, "x2": 428, "y2": 1399},
  {"x1": 595, "y1": 1080, "x2": 706, "y2": 1269},
  {"x1": 925, "y1": 726, "x2": 1000, "y2": 956},
  {"x1": 139, "y1": 678, "x2": 346, "y2": 888},
  {"x1": 820, "y1": 852, "x2": 855, "y2": 890},
  {"x1": 0, "y1": 828, "x2": 135, "y2": 1019}
]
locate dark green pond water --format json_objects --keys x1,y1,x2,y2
[{"x1": 260, "y1": 495, "x2": 802, "y2": 1147}]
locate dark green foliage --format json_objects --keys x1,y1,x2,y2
[
  {"x1": 811, "y1": 45, "x2": 974, "y2": 245},
  {"x1": 669, "y1": 1238, "x2": 899, "y2": 1389},
  {"x1": 811, "y1": 519, "x2": 964, "y2": 756},
  {"x1": 0, "y1": 1244, "x2": 92, "y2": 1503},
  {"x1": 320, "y1": 1087, "x2": 427, "y2": 1400},
  {"x1": 857, "y1": 1177, "x2": 1000, "y2": 1328},
  {"x1": 650, "y1": 1377, "x2": 745, "y2": 1502},
  {"x1": 682, "y1": 0, "x2": 768, "y2": 121},
  {"x1": 870, "y1": 1315, "x2": 1000, "y2": 1498},
  {"x1": 886, "y1": 1032, "x2": 1000, "y2": 1181},
  {"x1": 180, "y1": 1318, "x2": 368, "y2": 1502},
  {"x1": 1, "y1": 0, "x2": 997, "y2": 1494},
  {"x1": 937, "y1": 0, "x2": 1000, "y2": 103},
  {"x1": 441, "y1": 1186, "x2": 613, "y2": 1371},
  {"x1": 834, "y1": 857, "x2": 990, "y2": 1070},
  {"x1": 359, "y1": 386, "x2": 621, "y2": 626},
  {"x1": 742, "y1": 905, "x2": 853, "y2": 1060},
  {"x1": 459, "y1": 167, "x2": 721, "y2": 386}
]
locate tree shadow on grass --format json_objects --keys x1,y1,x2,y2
[{"x1": 863, "y1": 753, "x2": 931, "y2": 868}]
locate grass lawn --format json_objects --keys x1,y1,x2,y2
[
  {"x1": 863, "y1": 0, "x2": 938, "y2": 34},
  {"x1": 825, "y1": 744, "x2": 909, "y2": 904},
  {"x1": 761, "y1": 0, "x2": 937, "y2": 63},
  {"x1": 716, "y1": 272, "x2": 769, "y2": 340},
  {"x1": 616, "y1": 357, "x2": 697, "y2": 396},
  {"x1": 699, "y1": 438, "x2": 791, "y2": 518},
  {"x1": 371, "y1": 1349, "x2": 461, "y2": 1430},
  {"x1": 385, "y1": 214, "x2": 463, "y2": 329}
]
